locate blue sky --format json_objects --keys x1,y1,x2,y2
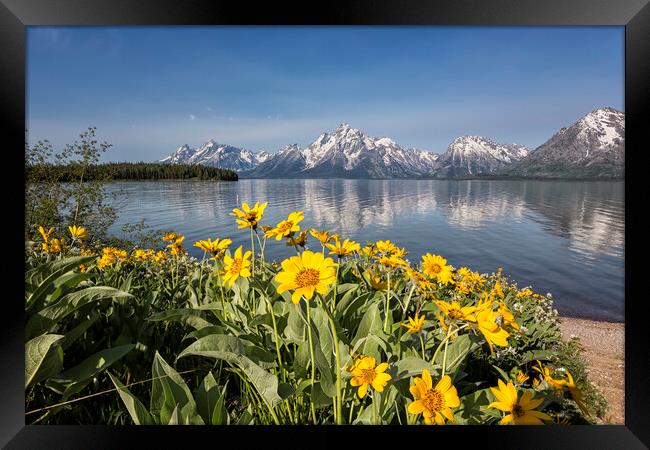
[{"x1": 27, "y1": 26, "x2": 624, "y2": 161}]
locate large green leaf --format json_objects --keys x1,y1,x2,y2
[
  {"x1": 108, "y1": 372, "x2": 155, "y2": 425},
  {"x1": 177, "y1": 334, "x2": 283, "y2": 408},
  {"x1": 195, "y1": 372, "x2": 228, "y2": 425},
  {"x1": 456, "y1": 387, "x2": 496, "y2": 424},
  {"x1": 26, "y1": 286, "x2": 133, "y2": 340},
  {"x1": 47, "y1": 271, "x2": 95, "y2": 305},
  {"x1": 150, "y1": 351, "x2": 203, "y2": 425},
  {"x1": 45, "y1": 344, "x2": 135, "y2": 398},
  {"x1": 283, "y1": 302, "x2": 307, "y2": 343},
  {"x1": 351, "y1": 303, "x2": 384, "y2": 359},
  {"x1": 25, "y1": 256, "x2": 97, "y2": 311},
  {"x1": 432, "y1": 334, "x2": 479, "y2": 375},
  {"x1": 391, "y1": 356, "x2": 438, "y2": 381},
  {"x1": 25, "y1": 334, "x2": 64, "y2": 388}
]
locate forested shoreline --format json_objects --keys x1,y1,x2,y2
[{"x1": 26, "y1": 162, "x2": 238, "y2": 181}]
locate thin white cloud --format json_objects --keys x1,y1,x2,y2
[{"x1": 189, "y1": 114, "x2": 196, "y2": 121}]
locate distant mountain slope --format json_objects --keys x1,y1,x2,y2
[
  {"x1": 244, "y1": 123, "x2": 440, "y2": 179},
  {"x1": 160, "y1": 140, "x2": 269, "y2": 172},
  {"x1": 505, "y1": 107, "x2": 624, "y2": 178},
  {"x1": 435, "y1": 136, "x2": 530, "y2": 177}
]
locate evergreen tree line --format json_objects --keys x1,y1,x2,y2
[{"x1": 26, "y1": 161, "x2": 239, "y2": 181}]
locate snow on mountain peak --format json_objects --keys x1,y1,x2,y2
[
  {"x1": 576, "y1": 107, "x2": 624, "y2": 150},
  {"x1": 160, "y1": 139, "x2": 270, "y2": 171}
]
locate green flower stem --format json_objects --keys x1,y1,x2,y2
[
  {"x1": 319, "y1": 296, "x2": 343, "y2": 425},
  {"x1": 215, "y1": 264, "x2": 228, "y2": 322},
  {"x1": 383, "y1": 271, "x2": 391, "y2": 334},
  {"x1": 431, "y1": 323, "x2": 468, "y2": 366},
  {"x1": 441, "y1": 325, "x2": 452, "y2": 376},
  {"x1": 250, "y1": 228, "x2": 255, "y2": 276},
  {"x1": 198, "y1": 250, "x2": 206, "y2": 295},
  {"x1": 372, "y1": 390, "x2": 379, "y2": 425},
  {"x1": 332, "y1": 262, "x2": 340, "y2": 312},
  {"x1": 401, "y1": 284, "x2": 417, "y2": 321},
  {"x1": 419, "y1": 333, "x2": 426, "y2": 360},
  {"x1": 305, "y1": 302, "x2": 317, "y2": 425},
  {"x1": 265, "y1": 295, "x2": 285, "y2": 382},
  {"x1": 254, "y1": 231, "x2": 266, "y2": 275}
]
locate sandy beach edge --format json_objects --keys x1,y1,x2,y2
[{"x1": 557, "y1": 315, "x2": 624, "y2": 424}]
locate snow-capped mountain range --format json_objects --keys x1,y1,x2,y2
[
  {"x1": 158, "y1": 107, "x2": 624, "y2": 179},
  {"x1": 246, "y1": 123, "x2": 443, "y2": 178},
  {"x1": 505, "y1": 107, "x2": 624, "y2": 178},
  {"x1": 160, "y1": 140, "x2": 270, "y2": 172},
  {"x1": 435, "y1": 136, "x2": 530, "y2": 177}
]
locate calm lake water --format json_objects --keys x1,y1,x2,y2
[{"x1": 105, "y1": 179, "x2": 624, "y2": 322}]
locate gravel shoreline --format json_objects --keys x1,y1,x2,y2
[{"x1": 558, "y1": 316, "x2": 624, "y2": 424}]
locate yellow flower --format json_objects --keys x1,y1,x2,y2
[
  {"x1": 532, "y1": 362, "x2": 568, "y2": 390},
  {"x1": 325, "y1": 236, "x2": 360, "y2": 257},
  {"x1": 377, "y1": 254, "x2": 407, "y2": 268},
  {"x1": 515, "y1": 370, "x2": 530, "y2": 385},
  {"x1": 454, "y1": 267, "x2": 486, "y2": 294},
  {"x1": 363, "y1": 269, "x2": 388, "y2": 291},
  {"x1": 375, "y1": 240, "x2": 407, "y2": 257},
  {"x1": 405, "y1": 267, "x2": 434, "y2": 291},
  {"x1": 475, "y1": 308, "x2": 510, "y2": 354},
  {"x1": 221, "y1": 245, "x2": 252, "y2": 287},
  {"x1": 132, "y1": 249, "x2": 154, "y2": 262},
  {"x1": 231, "y1": 201, "x2": 268, "y2": 230},
  {"x1": 37, "y1": 226, "x2": 55, "y2": 242},
  {"x1": 96, "y1": 247, "x2": 128, "y2": 269},
  {"x1": 564, "y1": 371, "x2": 590, "y2": 417},
  {"x1": 408, "y1": 370, "x2": 460, "y2": 425},
  {"x1": 274, "y1": 250, "x2": 338, "y2": 304},
  {"x1": 268, "y1": 211, "x2": 304, "y2": 241},
  {"x1": 346, "y1": 353, "x2": 364, "y2": 374},
  {"x1": 44, "y1": 238, "x2": 64, "y2": 254},
  {"x1": 402, "y1": 312, "x2": 425, "y2": 334},
  {"x1": 516, "y1": 288, "x2": 534, "y2": 298},
  {"x1": 194, "y1": 237, "x2": 232, "y2": 259},
  {"x1": 488, "y1": 379, "x2": 551, "y2": 425},
  {"x1": 349, "y1": 356, "x2": 392, "y2": 399},
  {"x1": 286, "y1": 231, "x2": 308, "y2": 248},
  {"x1": 167, "y1": 235, "x2": 187, "y2": 256},
  {"x1": 492, "y1": 281, "x2": 505, "y2": 299},
  {"x1": 361, "y1": 243, "x2": 378, "y2": 258},
  {"x1": 162, "y1": 232, "x2": 178, "y2": 242},
  {"x1": 310, "y1": 229, "x2": 335, "y2": 245},
  {"x1": 421, "y1": 254, "x2": 454, "y2": 285},
  {"x1": 68, "y1": 225, "x2": 88, "y2": 241},
  {"x1": 496, "y1": 301, "x2": 519, "y2": 331},
  {"x1": 152, "y1": 250, "x2": 168, "y2": 264},
  {"x1": 261, "y1": 225, "x2": 275, "y2": 238},
  {"x1": 435, "y1": 300, "x2": 477, "y2": 322}
]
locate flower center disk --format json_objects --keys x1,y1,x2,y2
[
  {"x1": 295, "y1": 268, "x2": 320, "y2": 288},
  {"x1": 422, "y1": 389, "x2": 444, "y2": 412},
  {"x1": 230, "y1": 259, "x2": 243, "y2": 274},
  {"x1": 359, "y1": 368, "x2": 376, "y2": 384}
]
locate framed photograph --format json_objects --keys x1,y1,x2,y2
[{"x1": 4, "y1": 0, "x2": 649, "y2": 447}]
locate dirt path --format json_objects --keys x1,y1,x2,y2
[{"x1": 558, "y1": 316, "x2": 624, "y2": 424}]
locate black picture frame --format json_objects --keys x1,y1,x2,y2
[{"x1": 2, "y1": 0, "x2": 648, "y2": 448}]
